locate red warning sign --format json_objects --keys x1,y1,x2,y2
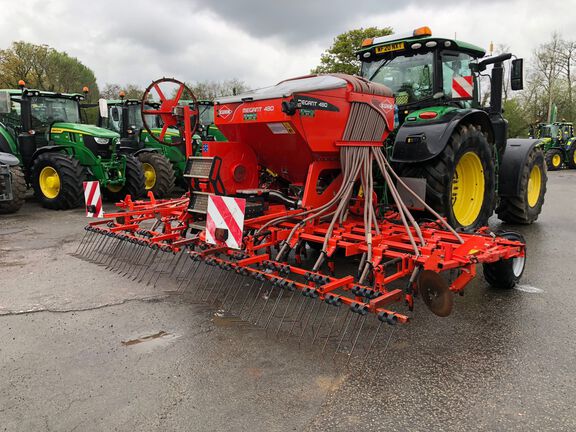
[
  {"x1": 452, "y1": 75, "x2": 474, "y2": 99},
  {"x1": 83, "y1": 181, "x2": 104, "y2": 218},
  {"x1": 205, "y1": 195, "x2": 246, "y2": 249}
]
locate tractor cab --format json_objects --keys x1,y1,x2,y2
[{"x1": 358, "y1": 27, "x2": 485, "y2": 117}]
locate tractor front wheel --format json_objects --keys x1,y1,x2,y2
[
  {"x1": 31, "y1": 153, "x2": 85, "y2": 210},
  {"x1": 545, "y1": 148, "x2": 563, "y2": 170},
  {"x1": 483, "y1": 231, "x2": 526, "y2": 289},
  {"x1": 104, "y1": 155, "x2": 146, "y2": 202},
  {"x1": 497, "y1": 147, "x2": 547, "y2": 224},
  {"x1": 0, "y1": 165, "x2": 26, "y2": 214},
  {"x1": 400, "y1": 124, "x2": 495, "y2": 230},
  {"x1": 137, "y1": 152, "x2": 175, "y2": 198},
  {"x1": 567, "y1": 144, "x2": 576, "y2": 169}
]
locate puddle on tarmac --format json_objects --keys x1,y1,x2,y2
[
  {"x1": 121, "y1": 331, "x2": 179, "y2": 351},
  {"x1": 212, "y1": 310, "x2": 252, "y2": 328},
  {"x1": 514, "y1": 285, "x2": 544, "y2": 294}
]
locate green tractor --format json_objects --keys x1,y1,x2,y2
[
  {"x1": 0, "y1": 151, "x2": 26, "y2": 214},
  {"x1": 530, "y1": 122, "x2": 576, "y2": 170},
  {"x1": 90, "y1": 96, "x2": 225, "y2": 196},
  {"x1": 358, "y1": 26, "x2": 547, "y2": 229},
  {"x1": 0, "y1": 83, "x2": 145, "y2": 209}
]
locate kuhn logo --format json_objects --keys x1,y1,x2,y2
[
  {"x1": 378, "y1": 101, "x2": 395, "y2": 113},
  {"x1": 218, "y1": 106, "x2": 232, "y2": 119}
]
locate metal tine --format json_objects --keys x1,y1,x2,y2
[
  {"x1": 111, "y1": 239, "x2": 131, "y2": 271},
  {"x1": 79, "y1": 231, "x2": 99, "y2": 258},
  {"x1": 151, "y1": 251, "x2": 175, "y2": 287},
  {"x1": 121, "y1": 239, "x2": 145, "y2": 275},
  {"x1": 222, "y1": 274, "x2": 250, "y2": 312},
  {"x1": 132, "y1": 246, "x2": 155, "y2": 281},
  {"x1": 253, "y1": 283, "x2": 276, "y2": 326},
  {"x1": 217, "y1": 272, "x2": 243, "y2": 308},
  {"x1": 274, "y1": 289, "x2": 297, "y2": 337},
  {"x1": 169, "y1": 249, "x2": 189, "y2": 283},
  {"x1": 125, "y1": 244, "x2": 147, "y2": 279},
  {"x1": 311, "y1": 301, "x2": 330, "y2": 345},
  {"x1": 287, "y1": 294, "x2": 309, "y2": 337},
  {"x1": 138, "y1": 248, "x2": 160, "y2": 283},
  {"x1": 232, "y1": 278, "x2": 258, "y2": 317},
  {"x1": 202, "y1": 267, "x2": 232, "y2": 302},
  {"x1": 74, "y1": 229, "x2": 91, "y2": 256},
  {"x1": 345, "y1": 314, "x2": 368, "y2": 366},
  {"x1": 97, "y1": 235, "x2": 122, "y2": 265},
  {"x1": 297, "y1": 299, "x2": 321, "y2": 345},
  {"x1": 187, "y1": 262, "x2": 215, "y2": 297},
  {"x1": 333, "y1": 311, "x2": 358, "y2": 359},
  {"x1": 104, "y1": 237, "x2": 126, "y2": 269},
  {"x1": 116, "y1": 241, "x2": 138, "y2": 274},
  {"x1": 322, "y1": 307, "x2": 346, "y2": 354},
  {"x1": 243, "y1": 281, "x2": 266, "y2": 322},
  {"x1": 86, "y1": 233, "x2": 109, "y2": 262},
  {"x1": 122, "y1": 243, "x2": 146, "y2": 277},
  {"x1": 263, "y1": 285, "x2": 285, "y2": 331},
  {"x1": 176, "y1": 258, "x2": 202, "y2": 292},
  {"x1": 100, "y1": 236, "x2": 121, "y2": 268},
  {"x1": 146, "y1": 250, "x2": 169, "y2": 286}
]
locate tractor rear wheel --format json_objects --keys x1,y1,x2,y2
[
  {"x1": 545, "y1": 148, "x2": 563, "y2": 170},
  {"x1": 0, "y1": 165, "x2": 26, "y2": 214},
  {"x1": 31, "y1": 153, "x2": 85, "y2": 210},
  {"x1": 567, "y1": 144, "x2": 576, "y2": 169},
  {"x1": 104, "y1": 155, "x2": 146, "y2": 202},
  {"x1": 137, "y1": 152, "x2": 175, "y2": 198},
  {"x1": 483, "y1": 231, "x2": 525, "y2": 289},
  {"x1": 400, "y1": 124, "x2": 495, "y2": 230},
  {"x1": 496, "y1": 146, "x2": 547, "y2": 224}
]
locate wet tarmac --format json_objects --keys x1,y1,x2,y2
[{"x1": 1, "y1": 170, "x2": 575, "y2": 431}]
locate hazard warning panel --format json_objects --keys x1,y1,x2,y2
[
  {"x1": 83, "y1": 181, "x2": 104, "y2": 218},
  {"x1": 452, "y1": 75, "x2": 474, "y2": 99},
  {"x1": 205, "y1": 195, "x2": 246, "y2": 249}
]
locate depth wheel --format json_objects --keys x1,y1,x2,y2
[
  {"x1": 399, "y1": 124, "x2": 495, "y2": 230},
  {"x1": 31, "y1": 153, "x2": 85, "y2": 210},
  {"x1": 497, "y1": 146, "x2": 547, "y2": 224},
  {"x1": 483, "y1": 231, "x2": 526, "y2": 289},
  {"x1": 0, "y1": 165, "x2": 26, "y2": 214},
  {"x1": 545, "y1": 148, "x2": 563, "y2": 170},
  {"x1": 104, "y1": 155, "x2": 146, "y2": 202},
  {"x1": 137, "y1": 152, "x2": 175, "y2": 198}
]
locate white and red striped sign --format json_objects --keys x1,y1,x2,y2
[
  {"x1": 83, "y1": 181, "x2": 104, "y2": 218},
  {"x1": 205, "y1": 195, "x2": 246, "y2": 249},
  {"x1": 452, "y1": 75, "x2": 474, "y2": 99}
]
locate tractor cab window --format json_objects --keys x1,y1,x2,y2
[
  {"x1": 30, "y1": 97, "x2": 80, "y2": 131},
  {"x1": 362, "y1": 51, "x2": 434, "y2": 106},
  {"x1": 0, "y1": 99, "x2": 22, "y2": 134},
  {"x1": 199, "y1": 104, "x2": 214, "y2": 126},
  {"x1": 441, "y1": 52, "x2": 474, "y2": 104}
]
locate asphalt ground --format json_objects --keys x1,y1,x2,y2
[{"x1": 0, "y1": 170, "x2": 575, "y2": 431}]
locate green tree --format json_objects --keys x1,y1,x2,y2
[
  {"x1": 503, "y1": 98, "x2": 529, "y2": 137},
  {"x1": 0, "y1": 41, "x2": 99, "y2": 100},
  {"x1": 186, "y1": 79, "x2": 248, "y2": 100},
  {"x1": 101, "y1": 83, "x2": 144, "y2": 100},
  {"x1": 312, "y1": 27, "x2": 393, "y2": 75}
]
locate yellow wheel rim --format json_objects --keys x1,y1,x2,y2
[
  {"x1": 107, "y1": 184, "x2": 122, "y2": 193},
  {"x1": 527, "y1": 165, "x2": 542, "y2": 208},
  {"x1": 573, "y1": 150, "x2": 576, "y2": 165},
  {"x1": 142, "y1": 162, "x2": 156, "y2": 190},
  {"x1": 39, "y1": 166, "x2": 60, "y2": 199},
  {"x1": 451, "y1": 151, "x2": 485, "y2": 227},
  {"x1": 552, "y1": 153, "x2": 561, "y2": 167}
]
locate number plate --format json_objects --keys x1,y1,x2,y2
[{"x1": 375, "y1": 42, "x2": 405, "y2": 54}]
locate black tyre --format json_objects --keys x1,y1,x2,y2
[
  {"x1": 0, "y1": 165, "x2": 26, "y2": 214},
  {"x1": 31, "y1": 153, "x2": 85, "y2": 210},
  {"x1": 483, "y1": 231, "x2": 525, "y2": 289},
  {"x1": 545, "y1": 148, "x2": 563, "y2": 171},
  {"x1": 399, "y1": 124, "x2": 495, "y2": 230},
  {"x1": 497, "y1": 146, "x2": 547, "y2": 224},
  {"x1": 567, "y1": 142, "x2": 576, "y2": 169},
  {"x1": 104, "y1": 155, "x2": 146, "y2": 202},
  {"x1": 137, "y1": 151, "x2": 175, "y2": 198}
]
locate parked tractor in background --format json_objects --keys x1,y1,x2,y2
[
  {"x1": 0, "y1": 82, "x2": 145, "y2": 209},
  {"x1": 530, "y1": 122, "x2": 576, "y2": 170},
  {"x1": 0, "y1": 151, "x2": 25, "y2": 213},
  {"x1": 358, "y1": 27, "x2": 547, "y2": 229},
  {"x1": 88, "y1": 93, "x2": 225, "y2": 197}
]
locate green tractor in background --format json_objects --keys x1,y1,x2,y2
[
  {"x1": 530, "y1": 122, "x2": 576, "y2": 170},
  {"x1": 0, "y1": 83, "x2": 145, "y2": 209},
  {"x1": 358, "y1": 26, "x2": 547, "y2": 230},
  {"x1": 88, "y1": 95, "x2": 225, "y2": 197}
]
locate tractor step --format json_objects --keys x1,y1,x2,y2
[
  {"x1": 187, "y1": 191, "x2": 212, "y2": 214},
  {"x1": 183, "y1": 156, "x2": 215, "y2": 179}
]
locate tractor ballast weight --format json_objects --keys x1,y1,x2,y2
[{"x1": 77, "y1": 74, "x2": 527, "y2": 358}]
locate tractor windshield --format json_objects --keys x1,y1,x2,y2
[
  {"x1": 537, "y1": 125, "x2": 554, "y2": 139},
  {"x1": 199, "y1": 104, "x2": 214, "y2": 126},
  {"x1": 30, "y1": 97, "x2": 80, "y2": 129},
  {"x1": 362, "y1": 52, "x2": 434, "y2": 105}
]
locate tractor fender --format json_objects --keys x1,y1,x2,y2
[
  {"x1": 0, "y1": 152, "x2": 19, "y2": 166},
  {"x1": 31, "y1": 145, "x2": 70, "y2": 161},
  {"x1": 391, "y1": 109, "x2": 493, "y2": 163},
  {"x1": 498, "y1": 138, "x2": 541, "y2": 196},
  {"x1": 132, "y1": 147, "x2": 159, "y2": 156}
]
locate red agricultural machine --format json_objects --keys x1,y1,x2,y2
[{"x1": 77, "y1": 75, "x2": 526, "y2": 357}]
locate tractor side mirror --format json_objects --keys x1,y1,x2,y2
[
  {"x1": 111, "y1": 107, "x2": 120, "y2": 122},
  {"x1": 0, "y1": 91, "x2": 11, "y2": 114},
  {"x1": 511, "y1": 58, "x2": 524, "y2": 91},
  {"x1": 99, "y1": 98, "x2": 109, "y2": 119}
]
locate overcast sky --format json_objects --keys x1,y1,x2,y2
[{"x1": 1, "y1": 0, "x2": 575, "y2": 90}]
